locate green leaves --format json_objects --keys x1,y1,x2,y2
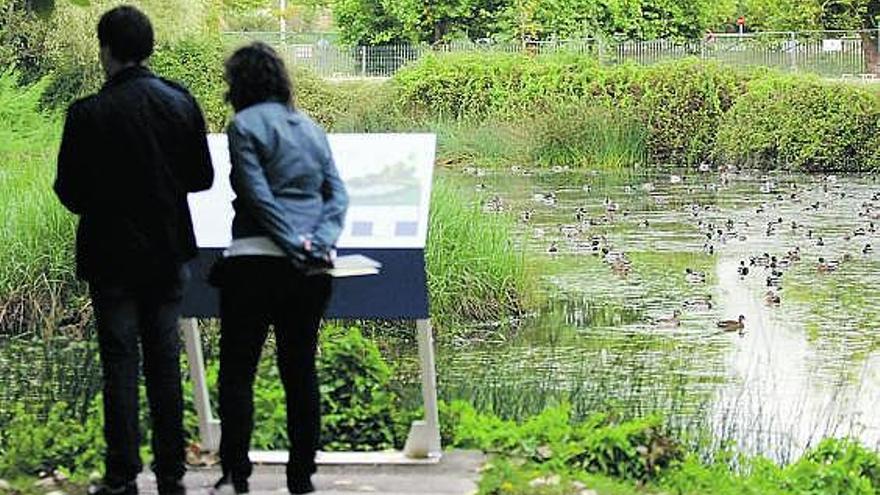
[{"x1": 715, "y1": 74, "x2": 880, "y2": 171}]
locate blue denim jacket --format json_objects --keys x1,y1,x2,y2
[{"x1": 227, "y1": 102, "x2": 348, "y2": 260}]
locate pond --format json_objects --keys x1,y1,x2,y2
[{"x1": 432, "y1": 166, "x2": 880, "y2": 462}]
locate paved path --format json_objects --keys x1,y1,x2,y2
[{"x1": 138, "y1": 451, "x2": 485, "y2": 495}]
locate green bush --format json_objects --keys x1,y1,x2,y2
[
  {"x1": 631, "y1": 59, "x2": 750, "y2": 165},
  {"x1": 394, "y1": 54, "x2": 749, "y2": 165},
  {"x1": 150, "y1": 36, "x2": 229, "y2": 132},
  {"x1": 784, "y1": 439, "x2": 880, "y2": 494},
  {"x1": 0, "y1": 401, "x2": 104, "y2": 479},
  {"x1": 447, "y1": 401, "x2": 681, "y2": 482},
  {"x1": 715, "y1": 74, "x2": 880, "y2": 172},
  {"x1": 244, "y1": 325, "x2": 401, "y2": 452},
  {"x1": 317, "y1": 325, "x2": 399, "y2": 451}
]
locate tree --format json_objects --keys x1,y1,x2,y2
[
  {"x1": 498, "y1": 0, "x2": 736, "y2": 41},
  {"x1": 333, "y1": 0, "x2": 503, "y2": 45},
  {"x1": 332, "y1": 0, "x2": 739, "y2": 45},
  {"x1": 743, "y1": 0, "x2": 880, "y2": 72}
]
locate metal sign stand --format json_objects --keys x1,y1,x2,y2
[{"x1": 181, "y1": 315, "x2": 442, "y2": 463}]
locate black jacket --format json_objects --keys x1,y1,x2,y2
[{"x1": 55, "y1": 66, "x2": 214, "y2": 284}]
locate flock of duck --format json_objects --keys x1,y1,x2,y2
[{"x1": 474, "y1": 164, "x2": 879, "y2": 337}]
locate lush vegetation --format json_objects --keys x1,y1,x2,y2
[
  {"x1": 331, "y1": 0, "x2": 743, "y2": 45},
  {"x1": 330, "y1": 0, "x2": 880, "y2": 46},
  {"x1": 4, "y1": 3, "x2": 880, "y2": 495},
  {"x1": 394, "y1": 52, "x2": 880, "y2": 171}
]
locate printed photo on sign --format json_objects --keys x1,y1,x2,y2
[{"x1": 188, "y1": 133, "x2": 437, "y2": 250}]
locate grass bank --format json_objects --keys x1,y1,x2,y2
[{"x1": 392, "y1": 53, "x2": 880, "y2": 172}]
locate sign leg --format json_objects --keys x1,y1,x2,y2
[
  {"x1": 403, "y1": 318, "x2": 442, "y2": 459},
  {"x1": 181, "y1": 318, "x2": 221, "y2": 452}
]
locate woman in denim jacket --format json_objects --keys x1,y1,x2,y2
[{"x1": 211, "y1": 42, "x2": 348, "y2": 495}]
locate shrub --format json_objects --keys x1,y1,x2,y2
[
  {"x1": 631, "y1": 59, "x2": 750, "y2": 165},
  {"x1": 448, "y1": 401, "x2": 681, "y2": 482},
  {"x1": 394, "y1": 53, "x2": 748, "y2": 166},
  {"x1": 0, "y1": 401, "x2": 104, "y2": 479},
  {"x1": 315, "y1": 325, "x2": 400, "y2": 451},
  {"x1": 248, "y1": 324, "x2": 401, "y2": 451},
  {"x1": 150, "y1": 36, "x2": 229, "y2": 132},
  {"x1": 715, "y1": 74, "x2": 880, "y2": 172},
  {"x1": 394, "y1": 52, "x2": 526, "y2": 118},
  {"x1": 783, "y1": 439, "x2": 880, "y2": 495}
]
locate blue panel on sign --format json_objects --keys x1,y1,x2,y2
[
  {"x1": 181, "y1": 248, "x2": 430, "y2": 320},
  {"x1": 351, "y1": 221, "x2": 373, "y2": 236},
  {"x1": 395, "y1": 221, "x2": 418, "y2": 237}
]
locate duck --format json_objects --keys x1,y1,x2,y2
[
  {"x1": 817, "y1": 257, "x2": 838, "y2": 273},
  {"x1": 655, "y1": 310, "x2": 681, "y2": 328},
  {"x1": 533, "y1": 191, "x2": 557, "y2": 205},
  {"x1": 559, "y1": 224, "x2": 580, "y2": 238},
  {"x1": 764, "y1": 290, "x2": 781, "y2": 305},
  {"x1": 684, "y1": 296, "x2": 713, "y2": 311},
  {"x1": 717, "y1": 315, "x2": 746, "y2": 332},
  {"x1": 546, "y1": 242, "x2": 560, "y2": 255},
  {"x1": 603, "y1": 198, "x2": 619, "y2": 213},
  {"x1": 519, "y1": 209, "x2": 533, "y2": 223},
  {"x1": 483, "y1": 195, "x2": 504, "y2": 213},
  {"x1": 685, "y1": 268, "x2": 707, "y2": 284},
  {"x1": 864, "y1": 244, "x2": 873, "y2": 255},
  {"x1": 541, "y1": 193, "x2": 558, "y2": 207},
  {"x1": 611, "y1": 259, "x2": 632, "y2": 276},
  {"x1": 737, "y1": 261, "x2": 749, "y2": 277}
]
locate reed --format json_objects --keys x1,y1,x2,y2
[
  {"x1": 0, "y1": 72, "x2": 78, "y2": 336},
  {"x1": 426, "y1": 177, "x2": 540, "y2": 326}
]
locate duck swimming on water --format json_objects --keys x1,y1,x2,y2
[{"x1": 717, "y1": 315, "x2": 746, "y2": 332}]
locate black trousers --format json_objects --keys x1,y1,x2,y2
[
  {"x1": 216, "y1": 256, "x2": 332, "y2": 483},
  {"x1": 90, "y1": 267, "x2": 188, "y2": 486}
]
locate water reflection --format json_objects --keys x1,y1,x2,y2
[{"x1": 442, "y1": 167, "x2": 880, "y2": 460}]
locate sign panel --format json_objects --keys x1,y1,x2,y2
[
  {"x1": 823, "y1": 39, "x2": 843, "y2": 53},
  {"x1": 188, "y1": 133, "x2": 437, "y2": 250}
]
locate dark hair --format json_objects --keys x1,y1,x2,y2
[
  {"x1": 224, "y1": 42, "x2": 293, "y2": 113},
  {"x1": 97, "y1": 6, "x2": 154, "y2": 64}
]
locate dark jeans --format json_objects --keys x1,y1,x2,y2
[
  {"x1": 217, "y1": 256, "x2": 332, "y2": 484},
  {"x1": 90, "y1": 267, "x2": 188, "y2": 486}
]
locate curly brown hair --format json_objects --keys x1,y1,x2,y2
[{"x1": 224, "y1": 42, "x2": 293, "y2": 113}]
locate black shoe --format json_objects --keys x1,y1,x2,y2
[
  {"x1": 88, "y1": 480, "x2": 138, "y2": 495},
  {"x1": 157, "y1": 478, "x2": 186, "y2": 495},
  {"x1": 287, "y1": 476, "x2": 314, "y2": 495},
  {"x1": 209, "y1": 475, "x2": 249, "y2": 495}
]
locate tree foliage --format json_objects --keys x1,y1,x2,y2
[
  {"x1": 742, "y1": 0, "x2": 880, "y2": 31},
  {"x1": 333, "y1": 0, "x2": 739, "y2": 45}
]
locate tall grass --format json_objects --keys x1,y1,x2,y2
[
  {"x1": 427, "y1": 178, "x2": 539, "y2": 326},
  {"x1": 0, "y1": 72, "x2": 79, "y2": 336},
  {"x1": 529, "y1": 103, "x2": 648, "y2": 169}
]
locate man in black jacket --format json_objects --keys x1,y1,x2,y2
[{"x1": 54, "y1": 7, "x2": 214, "y2": 495}]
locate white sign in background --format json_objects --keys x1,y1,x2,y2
[{"x1": 188, "y1": 133, "x2": 437, "y2": 250}]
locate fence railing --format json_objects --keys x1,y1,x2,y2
[{"x1": 222, "y1": 30, "x2": 880, "y2": 79}]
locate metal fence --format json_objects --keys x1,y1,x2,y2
[{"x1": 223, "y1": 30, "x2": 880, "y2": 80}]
